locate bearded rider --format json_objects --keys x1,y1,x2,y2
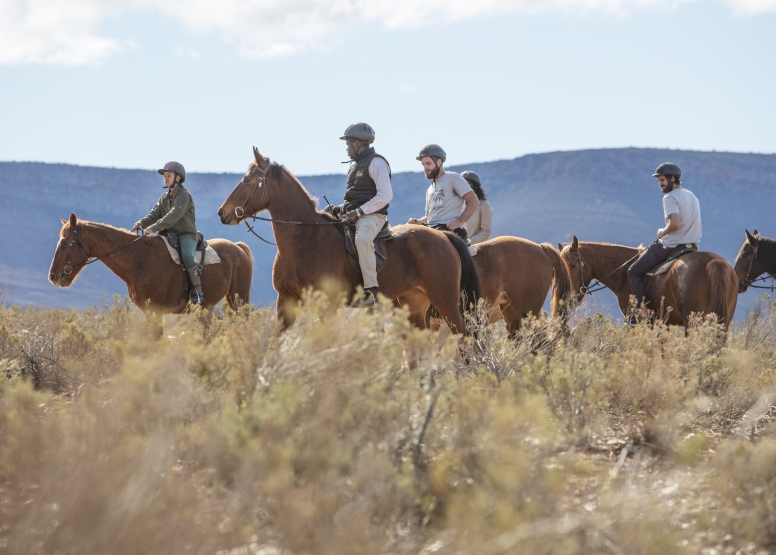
[
  {"x1": 326, "y1": 122, "x2": 393, "y2": 308},
  {"x1": 133, "y1": 161, "x2": 204, "y2": 305},
  {"x1": 626, "y1": 162, "x2": 702, "y2": 320},
  {"x1": 408, "y1": 144, "x2": 480, "y2": 242}
]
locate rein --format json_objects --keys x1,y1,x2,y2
[
  {"x1": 232, "y1": 162, "x2": 343, "y2": 247},
  {"x1": 62, "y1": 225, "x2": 144, "y2": 275},
  {"x1": 574, "y1": 240, "x2": 658, "y2": 297},
  {"x1": 741, "y1": 240, "x2": 776, "y2": 290}
]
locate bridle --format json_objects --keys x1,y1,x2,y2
[
  {"x1": 58, "y1": 225, "x2": 143, "y2": 279},
  {"x1": 229, "y1": 161, "x2": 345, "y2": 247},
  {"x1": 740, "y1": 240, "x2": 776, "y2": 291},
  {"x1": 568, "y1": 240, "x2": 657, "y2": 299}
]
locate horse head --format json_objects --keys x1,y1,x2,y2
[
  {"x1": 218, "y1": 147, "x2": 272, "y2": 225},
  {"x1": 49, "y1": 213, "x2": 90, "y2": 287},
  {"x1": 559, "y1": 235, "x2": 592, "y2": 304},
  {"x1": 734, "y1": 229, "x2": 763, "y2": 293}
]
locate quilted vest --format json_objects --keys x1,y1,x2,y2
[{"x1": 343, "y1": 147, "x2": 390, "y2": 215}]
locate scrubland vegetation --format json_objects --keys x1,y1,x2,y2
[{"x1": 2, "y1": 293, "x2": 776, "y2": 554}]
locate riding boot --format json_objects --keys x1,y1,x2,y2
[
  {"x1": 352, "y1": 287, "x2": 378, "y2": 308},
  {"x1": 186, "y1": 267, "x2": 205, "y2": 305}
]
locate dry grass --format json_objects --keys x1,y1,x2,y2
[{"x1": 2, "y1": 294, "x2": 776, "y2": 554}]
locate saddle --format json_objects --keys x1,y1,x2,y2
[
  {"x1": 341, "y1": 221, "x2": 393, "y2": 276},
  {"x1": 158, "y1": 229, "x2": 221, "y2": 267},
  {"x1": 645, "y1": 243, "x2": 698, "y2": 277}
]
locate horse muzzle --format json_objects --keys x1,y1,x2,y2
[{"x1": 217, "y1": 208, "x2": 239, "y2": 226}]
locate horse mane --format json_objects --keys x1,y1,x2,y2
[
  {"x1": 249, "y1": 160, "x2": 319, "y2": 212},
  {"x1": 756, "y1": 236, "x2": 776, "y2": 275}
]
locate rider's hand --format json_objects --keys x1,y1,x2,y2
[
  {"x1": 325, "y1": 205, "x2": 341, "y2": 217},
  {"x1": 408, "y1": 218, "x2": 418, "y2": 225},
  {"x1": 143, "y1": 228, "x2": 153, "y2": 236},
  {"x1": 657, "y1": 228, "x2": 666, "y2": 238},
  {"x1": 345, "y1": 210, "x2": 359, "y2": 222},
  {"x1": 132, "y1": 222, "x2": 141, "y2": 231},
  {"x1": 447, "y1": 220, "x2": 462, "y2": 231}
]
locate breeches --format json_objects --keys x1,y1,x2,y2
[
  {"x1": 179, "y1": 236, "x2": 199, "y2": 270},
  {"x1": 355, "y1": 213, "x2": 387, "y2": 289},
  {"x1": 627, "y1": 242, "x2": 670, "y2": 305}
]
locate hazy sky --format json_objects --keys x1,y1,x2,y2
[{"x1": 1, "y1": 0, "x2": 775, "y2": 174}]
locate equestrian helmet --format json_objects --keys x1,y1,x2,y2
[
  {"x1": 461, "y1": 170, "x2": 481, "y2": 186},
  {"x1": 157, "y1": 161, "x2": 186, "y2": 183},
  {"x1": 340, "y1": 122, "x2": 376, "y2": 143},
  {"x1": 416, "y1": 144, "x2": 447, "y2": 162},
  {"x1": 652, "y1": 162, "x2": 681, "y2": 178}
]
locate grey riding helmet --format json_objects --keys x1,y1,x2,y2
[
  {"x1": 416, "y1": 144, "x2": 447, "y2": 162},
  {"x1": 652, "y1": 162, "x2": 681, "y2": 178},
  {"x1": 460, "y1": 170, "x2": 481, "y2": 186},
  {"x1": 340, "y1": 122, "x2": 376, "y2": 143},
  {"x1": 157, "y1": 161, "x2": 186, "y2": 183}
]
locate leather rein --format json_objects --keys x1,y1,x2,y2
[
  {"x1": 571, "y1": 240, "x2": 657, "y2": 298},
  {"x1": 61, "y1": 225, "x2": 144, "y2": 276},
  {"x1": 231, "y1": 162, "x2": 342, "y2": 247}
]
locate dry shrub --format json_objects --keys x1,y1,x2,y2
[{"x1": 1, "y1": 295, "x2": 776, "y2": 553}]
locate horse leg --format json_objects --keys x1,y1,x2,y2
[{"x1": 276, "y1": 292, "x2": 298, "y2": 332}]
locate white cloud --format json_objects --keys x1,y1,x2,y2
[{"x1": 1, "y1": 0, "x2": 775, "y2": 65}]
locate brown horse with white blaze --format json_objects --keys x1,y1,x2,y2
[
  {"x1": 399, "y1": 236, "x2": 572, "y2": 337},
  {"x1": 48, "y1": 213, "x2": 253, "y2": 332},
  {"x1": 560, "y1": 236, "x2": 737, "y2": 330},
  {"x1": 217, "y1": 147, "x2": 480, "y2": 334}
]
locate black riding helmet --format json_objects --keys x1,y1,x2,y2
[{"x1": 652, "y1": 162, "x2": 681, "y2": 178}]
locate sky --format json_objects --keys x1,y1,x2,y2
[{"x1": 1, "y1": 0, "x2": 775, "y2": 175}]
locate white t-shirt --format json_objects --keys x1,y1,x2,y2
[
  {"x1": 425, "y1": 172, "x2": 474, "y2": 227},
  {"x1": 661, "y1": 188, "x2": 702, "y2": 248}
]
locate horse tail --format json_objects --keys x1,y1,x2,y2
[
  {"x1": 540, "y1": 243, "x2": 572, "y2": 325},
  {"x1": 442, "y1": 232, "x2": 481, "y2": 315},
  {"x1": 707, "y1": 259, "x2": 735, "y2": 327}
]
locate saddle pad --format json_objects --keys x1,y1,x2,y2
[
  {"x1": 645, "y1": 247, "x2": 696, "y2": 277},
  {"x1": 344, "y1": 221, "x2": 392, "y2": 275},
  {"x1": 159, "y1": 236, "x2": 221, "y2": 266}
]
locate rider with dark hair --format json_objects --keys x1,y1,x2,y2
[
  {"x1": 133, "y1": 161, "x2": 204, "y2": 304},
  {"x1": 408, "y1": 145, "x2": 480, "y2": 241},
  {"x1": 627, "y1": 162, "x2": 702, "y2": 320},
  {"x1": 461, "y1": 170, "x2": 492, "y2": 244}
]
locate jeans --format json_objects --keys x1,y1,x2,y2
[
  {"x1": 179, "y1": 236, "x2": 199, "y2": 270},
  {"x1": 627, "y1": 242, "x2": 670, "y2": 306}
]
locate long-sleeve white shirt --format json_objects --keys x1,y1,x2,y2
[{"x1": 358, "y1": 157, "x2": 393, "y2": 215}]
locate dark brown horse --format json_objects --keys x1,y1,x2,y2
[
  {"x1": 398, "y1": 237, "x2": 572, "y2": 337},
  {"x1": 49, "y1": 213, "x2": 253, "y2": 330},
  {"x1": 560, "y1": 236, "x2": 738, "y2": 330},
  {"x1": 733, "y1": 230, "x2": 776, "y2": 293},
  {"x1": 217, "y1": 148, "x2": 480, "y2": 334}
]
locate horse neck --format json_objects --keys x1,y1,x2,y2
[
  {"x1": 581, "y1": 242, "x2": 639, "y2": 293},
  {"x1": 265, "y1": 172, "x2": 333, "y2": 247},
  {"x1": 80, "y1": 222, "x2": 137, "y2": 282}
]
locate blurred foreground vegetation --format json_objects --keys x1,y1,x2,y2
[{"x1": 2, "y1": 294, "x2": 776, "y2": 554}]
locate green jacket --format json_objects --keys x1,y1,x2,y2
[{"x1": 137, "y1": 184, "x2": 198, "y2": 239}]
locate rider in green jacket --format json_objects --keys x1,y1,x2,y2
[{"x1": 133, "y1": 161, "x2": 204, "y2": 304}]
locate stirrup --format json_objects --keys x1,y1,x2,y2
[
  {"x1": 190, "y1": 290, "x2": 204, "y2": 305},
  {"x1": 352, "y1": 290, "x2": 376, "y2": 308}
]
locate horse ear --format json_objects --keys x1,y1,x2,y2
[
  {"x1": 754, "y1": 229, "x2": 760, "y2": 237},
  {"x1": 69, "y1": 213, "x2": 77, "y2": 228},
  {"x1": 570, "y1": 236, "x2": 579, "y2": 252},
  {"x1": 746, "y1": 230, "x2": 757, "y2": 246},
  {"x1": 253, "y1": 146, "x2": 267, "y2": 169},
  {"x1": 61, "y1": 219, "x2": 67, "y2": 225},
  {"x1": 557, "y1": 242, "x2": 564, "y2": 251}
]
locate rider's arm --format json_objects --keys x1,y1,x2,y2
[
  {"x1": 359, "y1": 158, "x2": 393, "y2": 215},
  {"x1": 147, "y1": 192, "x2": 192, "y2": 232},
  {"x1": 449, "y1": 192, "x2": 480, "y2": 230},
  {"x1": 658, "y1": 213, "x2": 681, "y2": 238},
  {"x1": 136, "y1": 198, "x2": 164, "y2": 230}
]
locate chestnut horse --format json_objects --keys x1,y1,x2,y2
[
  {"x1": 217, "y1": 148, "x2": 480, "y2": 334},
  {"x1": 49, "y1": 213, "x2": 253, "y2": 333},
  {"x1": 560, "y1": 236, "x2": 737, "y2": 330},
  {"x1": 733, "y1": 230, "x2": 776, "y2": 293},
  {"x1": 398, "y1": 237, "x2": 572, "y2": 337}
]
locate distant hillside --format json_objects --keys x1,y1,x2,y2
[{"x1": 2, "y1": 148, "x2": 775, "y2": 319}]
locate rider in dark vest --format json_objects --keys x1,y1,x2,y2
[{"x1": 326, "y1": 122, "x2": 393, "y2": 308}]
